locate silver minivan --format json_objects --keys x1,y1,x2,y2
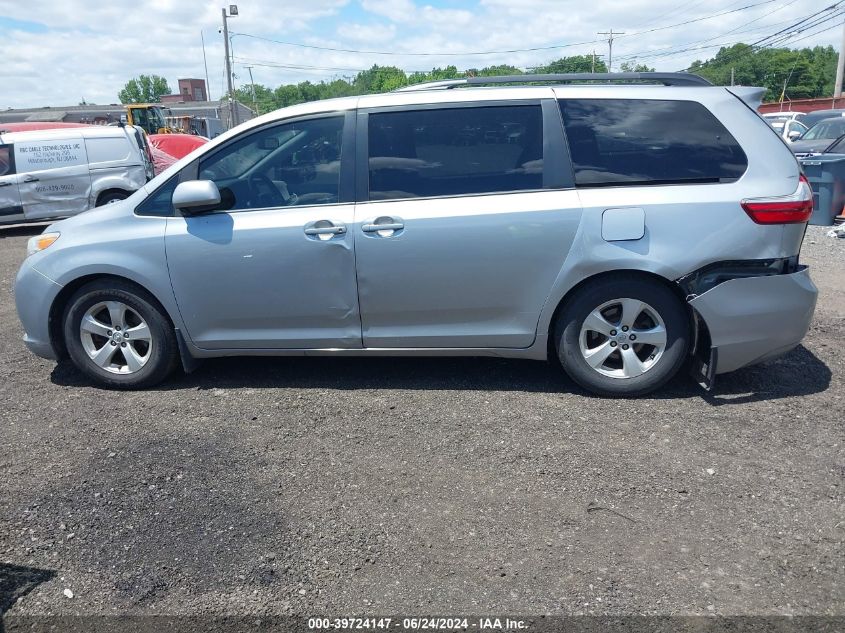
[
  {"x1": 0, "y1": 125, "x2": 154, "y2": 225},
  {"x1": 14, "y1": 73, "x2": 818, "y2": 396}
]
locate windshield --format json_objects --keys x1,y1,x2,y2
[
  {"x1": 802, "y1": 118, "x2": 845, "y2": 140},
  {"x1": 150, "y1": 108, "x2": 167, "y2": 131}
]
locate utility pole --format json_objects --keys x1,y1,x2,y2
[
  {"x1": 835, "y1": 19, "x2": 845, "y2": 99},
  {"x1": 598, "y1": 29, "x2": 624, "y2": 72},
  {"x1": 201, "y1": 31, "x2": 212, "y2": 101},
  {"x1": 245, "y1": 65, "x2": 258, "y2": 114},
  {"x1": 731, "y1": 67, "x2": 735, "y2": 86},
  {"x1": 591, "y1": 50, "x2": 596, "y2": 73},
  {"x1": 222, "y1": 5, "x2": 238, "y2": 128}
]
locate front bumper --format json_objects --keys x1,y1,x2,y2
[
  {"x1": 14, "y1": 259, "x2": 63, "y2": 361},
  {"x1": 689, "y1": 266, "x2": 817, "y2": 374}
]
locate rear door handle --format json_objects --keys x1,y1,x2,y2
[
  {"x1": 362, "y1": 216, "x2": 405, "y2": 235},
  {"x1": 362, "y1": 222, "x2": 404, "y2": 232},
  {"x1": 0, "y1": 182, "x2": 12, "y2": 187}
]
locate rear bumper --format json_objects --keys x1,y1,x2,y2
[
  {"x1": 14, "y1": 259, "x2": 62, "y2": 361},
  {"x1": 689, "y1": 267, "x2": 817, "y2": 374}
]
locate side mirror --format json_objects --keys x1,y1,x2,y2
[
  {"x1": 788, "y1": 130, "x2": 802, "y2": 141},
  {"x1": 172, "y1": 180, "x2": 221, "y2": 213}
]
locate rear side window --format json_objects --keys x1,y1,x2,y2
[
  {"x1": 558, "y1": 99, "x2": 747, "y2": 187},
  {"x1": 367, "y1": 105, "x2": 543, "y2": 200}
]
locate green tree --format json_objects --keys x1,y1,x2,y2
[
  {"x1": 619, "y1": 62, "x2": 655, "y2": 72},
  {"x1": 474, "y1": 64, "x2": 523, "y2": 77},
  {"x1": 233, "y1": 83, "x2": 279, "y2": 115},
  {"x1": 533, "y1": 55, "x2": 607, "y2": 74},
  {"x1": 354, "y1": 65, "x2": 408, "y2": 93},
  {"x1": 232, "y1": 45, "x2": 839, "y2": 109},
  {"x1": 689, "y1": 44, "x2": 838, "y2": 101},
  {"x1": 118, "y1": 74, "x2": 171, "y2": 104}
]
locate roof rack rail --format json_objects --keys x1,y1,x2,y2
[{"x1": 396, "y1": 72, "x2": 712, "y2": 92}]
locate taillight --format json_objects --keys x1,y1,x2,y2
[{"x1": 741, "y1": 175, "x2": 813, "y2": 224}]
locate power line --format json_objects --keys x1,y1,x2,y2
[
  {"x1": 228, "y1": 31, "x2": 601, "y2": 57},
  {"x1": 677, "y1": 3, "x2": 845, "y2": 70},
  {"x1": 226, "y1": 0, "x2": 781, "y2": 60},
  {"x1": 615, "y1": 2, "x2": 828, "y2": 64},
  {"x1": 749, "y1": 1, "x2": 844, "y2": 46},
  {"x1": 616, "y1": 0, "x2": 780, "y2": 40}
]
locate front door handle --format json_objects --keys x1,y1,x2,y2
[
  {"x1": 304, "y1": 220, "x2": 346, "y2": 241},
  {"x1": 305, "y1": 225, "x2": 346, "y2": 236},
  {"x1": 23, "y1": 176, "x2": 39, "y2": 183},
  {"x1": 0, "y1": 181, "x2": 12, "y2": 187}
]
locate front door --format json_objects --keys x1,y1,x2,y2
[
  {"x1": 354, "y1": 103, "x2": 582, "y2": 348},
  {"x1": 14, "y1": 134, "x2": 92, "y2": 220},
  {"x1": 165, "y1": 113, "x2": 362, "y2": 350},
  {"x1": 0, "y1": 144, "x2": 24, "y2": 223}
]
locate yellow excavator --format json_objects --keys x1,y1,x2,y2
[{"x1": 123, "y1": 104, "x2": 174, "y2": 135}]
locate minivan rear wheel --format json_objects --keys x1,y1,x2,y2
[
  {"x1": 555, "y1": 276, "x2": 690, "y2": 397},
  {"x1": 63, "y1": 280, "x2": 178, "y2": 389}
]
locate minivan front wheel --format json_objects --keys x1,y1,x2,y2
[
  {"x1": 63, "y1": 280, "x2": 178, "y2": 389},
  {"x1": 555, "y1": 276, "x2": 690, "y2": 397}
]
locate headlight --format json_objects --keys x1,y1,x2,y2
[{"x1": 26, "y1": 232, "x2": 60, "y2": 257}]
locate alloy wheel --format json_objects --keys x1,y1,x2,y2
[
  {"x1": 79, "y1": 301, "x2": 153, "y2": 374},
  {"x1": 578, "y1": 298, "x2": 667, "y2": 379}
]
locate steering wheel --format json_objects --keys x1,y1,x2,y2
[{"x1": 247, "y1": 173, "x2": 282, "y2": 208}]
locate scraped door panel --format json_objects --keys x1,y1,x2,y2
[
  {"x1": 165, "y1": 113, "x2": 361, "y2": 350},
  {"x1": 166, "y1": 205, "x2": 361, "y2": 349}
]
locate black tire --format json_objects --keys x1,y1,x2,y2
[
  {"x1": 96, "y1": 191, "x2": 129, "y2": 206},
  {"x1": 63, "y1": 280, "x2": 178, "y2": 389},
  {"x1": 554, "y1": 275, "x2": 690, "y2": 397}
]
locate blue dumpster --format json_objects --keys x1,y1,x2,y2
[{"x1": 799, "y1": 154, "x2": 845, "y2": 225}]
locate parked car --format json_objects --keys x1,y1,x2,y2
[
  {"x1": 761, "y1": 111, "x2": 805, "y2": 123},
  {"x1": 769, "y1": 118, "x2": 809, "y2": 142},
  {"x1": 797, "y1": 108, "x2": 845, "y2": 130},
  {"x1": 817, "y1": 134, "x2": 845, "y2": 154},
  {"x1": 14, "y1": 73, "x2": 817, "y2": 396},
  {"x1": 790, "y1": 117, "x2": 845, "y2": 156},
  {"x1": 0, "y1": 125, "x2": 154, "y2": 225}
]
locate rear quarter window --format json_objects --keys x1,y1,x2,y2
[{"x1": 558, "y1": 99, "x2": 747, "y2": 187}]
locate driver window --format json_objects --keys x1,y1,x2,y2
[{"x1": 198, "y1": 116, "x2": 344, "y2": 211}]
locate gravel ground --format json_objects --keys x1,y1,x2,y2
[{"x1": 0, "y1": 224, "x2": 842, "y2": 620}]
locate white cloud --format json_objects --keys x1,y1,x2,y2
[
  {"x1": 360, "y1": 0, "x2": 417, "y2": 23},
  {"x1": 0, "y1": 0, "x2": 842, "y2": 109},
  {"x1": 336, "y1": 22, "x2": 397, "y2": 44}
]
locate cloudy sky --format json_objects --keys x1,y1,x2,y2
[{"x1": 0, "y1": 0, "x2": 842, "y2": 109}]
